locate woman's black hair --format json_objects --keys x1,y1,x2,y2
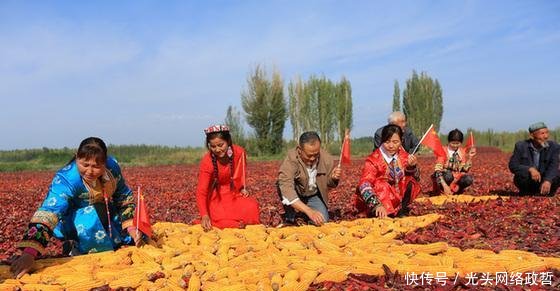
[
  {"x1": 380, "y1": 124, "x2": 403, "y2": 143},
  {"x1": 447, "y1": 129, "x2": 464, "y2": 143},
  {"x1": 68, "y1": 137, "x2": 108, "y2": 165}
]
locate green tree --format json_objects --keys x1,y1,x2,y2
[
  {"x1": 241, "y1": 65, "x2": 287, "y2": 155},
  {"x1": 224, "y1": 105, "x2": 246, "y2": 146},
  {"x1": 336, "y1": 76, "x2": 353, "y2": 141},
  {"x1": 392, "y1": 80, "x2": 400, "y2": 111},
  {"x1": 306, "y1": 75, "x2": 337, "y2": 145},
  {"x1": 288, "y1": 76, "x2": 305, "y2": 142},
  {"x1": 402, "y1": 70, "x2": 444, "y2": 136}
]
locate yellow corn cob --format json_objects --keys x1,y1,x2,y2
[
  {"x1": 0, "y1": 279, "x2": 23, "y2": 290},
  {"x1": 323, "y1": 234, "x2": 350, "y2": 247},
  {"x1": 288, "y1": 260, "x2": 327, "y2": 272},
  {"x1": 281, "y1": 269, "x2": 299, "y2": 285},
  {"x1": 543, "y1": 256, "x2": 560, "y2": 269},
  {"x1": 64, "y1": 279, "x2": 105, "y2": 291},
  {"x1": 312, "y1": 239, "x2": 340, "y2": 253},
  {"x1": 225, "y1": 283, "x2": 250, "y2": 291},
  {"x1": 313, "y1": 268, "x2": 349, "y2": 283},
  {"x1": 20, "y1": 284, "x2": 64, "y2": 291},
  {"x1": 256, "y1": 278, "x2": 273, "y2": 291},
  {"x1": 18, "y1": 274, "x2": 42, "y2": 284},
  {"x1": 299, "y1": 270, "x2": 318, "y2": 285},
  {"x1": 108, "y1": 272, "x2": 145, "y2": 289},
  {"x1": 506, "y1": 260, "x2": 548, "y2": 273},
  {"x1": 270, "y1": 272, "x2": 283, "y2": 291},
  {"x1": 187, "y1": 273, "x2": 201, "y2": 291},
  {"x1": 352, "y1": 263, "x2": 385, "y2": 276}
]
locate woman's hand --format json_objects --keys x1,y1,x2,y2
[
  {"x1": 374, "y1": 205, "x2": 388, "y2": 219},
  {"x1": 240, "y1": 188, "x2": 250, "y2": 197},
  {"x1": 127, "y1": 226, "x2": 143, "y2": 247},
  {"x1": 10, "y1": 252, "x2": 34, "y2": 279},
  {"x1": 468, "y1": 147, "x2": 477, "y2": 158},
  {"x1": 407, "y1": 154, "x2": 417, "y2": 167},
  {"x1": 441, "y1": 182, "x2": 453, "y2": 196},
  {"x1": 201, "y1": 215, "x2": 212, "y2": 232}
]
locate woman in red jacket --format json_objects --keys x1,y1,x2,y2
[
  {"x1": 195, "y1": 125, "x2": 260, "y2": 230},
  {"x1": 356, "y1": 124, "x2": 421, "y2": 218}
]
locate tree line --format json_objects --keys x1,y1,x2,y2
[{"x1": 235, "y1": 65, "x2": 353, "y2": 155}]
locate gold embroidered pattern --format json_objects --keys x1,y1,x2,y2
[
  {"x1": 17, "y1": 240, "x2": 46, "y2": 255},
  {"x1": 30, "y1": 210, "x2": 59, "y2": 230}
]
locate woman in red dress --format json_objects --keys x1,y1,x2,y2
[
  {"x1": 356, "y1": 124, "x2": 421, "y2": 218},
  {"x1": 196, "y1": 124, "x2": 260, "y2": 230}
]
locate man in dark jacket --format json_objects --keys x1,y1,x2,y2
[
  {"x1": 509, "y1": 122, "x2": 560, "y2": 196},
  {"x1": 373, "y1": 111, "x2": 419, "y2": 153}
]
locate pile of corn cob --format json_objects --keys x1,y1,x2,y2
[{"x1": 1, "y1": 212, "x2": 558, "y2": 291}]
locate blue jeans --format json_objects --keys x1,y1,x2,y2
[{"x1": 279, "y1": 190, "x2": 329, "y2": 224}]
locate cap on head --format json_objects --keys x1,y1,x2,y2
[
  {"x1": 204, "y1": 124, "x2": 230, "y2": 135},
  {"x1": 528, "y1": 122, "x2": 547, "y2": 133}
]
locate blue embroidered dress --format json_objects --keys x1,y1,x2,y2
[{"x1": 18, "y1": 156, "x2": 135, "y2": 255}]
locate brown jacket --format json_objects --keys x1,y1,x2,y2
[{"x1": 277, "y1": 148, "x2": 339, "y2": 207}]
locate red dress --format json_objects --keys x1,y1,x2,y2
[
  {"x1": 355, "y1": 148, "x2": 421, "y2": 216},
  {"x1": 195, "y1": 144, "x2": 260, "y2": 228}
]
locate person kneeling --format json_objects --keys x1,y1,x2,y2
[
  {"x1": 432, "y1": 129, "x2": 476, "y2": 195},
  {"x1": 355, "y1": 125, "x2": 421, "y2": 218},
  {"x1": 277, "y1": 132, "x2": 341, "y2": 226}
]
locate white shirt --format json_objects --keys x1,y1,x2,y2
[
  {"x1": 380, "y1": 145, "x2": 398, "y2": 164},
  {"x1": 281, "y1": 162, "x2": 318, "y2": 205}
]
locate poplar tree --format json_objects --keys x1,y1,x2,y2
[
  {"x1": 241, "y1": 65, "x2": 287, "y2": 155},
  {"x1": 224, "y1": 105, "x2": 245, "y2": 146},
  {"x1": 288, "y1": 76, "x2": 305, "y2": 142},
  {"x1": 402, "y1": 70, "x2": 444, "y2": 137},
  {"x1": 392, "y1": 80, "x2": 401, "y2": 111},
  {"x1": 336, "y1": 76, "x2": 353, "y2": 141}
]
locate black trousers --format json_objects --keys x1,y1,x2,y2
[{"x1": 513, "y1": 175, "x2": 560, "y2": 196}]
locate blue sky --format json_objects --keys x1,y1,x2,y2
[{"x1": 1, "y1": 1, "x2": 559, "y2": 150}]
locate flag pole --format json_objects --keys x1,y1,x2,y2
[
  {"x1": 338, "y1": 129, "x2": 349, "y2": 167},
  {"x1": 136, "y1": 186, "x2": 140, "y2": 239},
  {"x1": 411, "y1": 124, "x2": 434, "y2": 155},
  {"x1": 242, "y1": 151, "x2": 247, "y2": 189}
]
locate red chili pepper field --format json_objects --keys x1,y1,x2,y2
[{"x1": 1, "y1": 147, "x2": 559, "y2": 290}]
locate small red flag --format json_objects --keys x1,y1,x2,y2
[
  {"x1": 233, "y1": 149, "x2": 247, "y2": 190},
  {"x1": 465, "y1": 131, "x2": 475, "y2": 150},
  {"x1": 133, "y1": 188, "x2": 152, "y2": 238},
  {"x1": 421, "y1": 126, "x2": 447, "y2": 159},
  {"x1": 340, "y1": 132, "x2": 351, "y2": 165}
]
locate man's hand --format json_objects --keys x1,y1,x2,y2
[
  {"x1": 375, "y1": 205, "x2": 388, "y2": 219},
  {"x1": 305, "y1": 209, "x2": 325, "y2": 226},
  {"x1": 201, "y1": 215, "x2": 212, "y2": 232},
  {"x1": 331, "y1": 166, "x2": 342, "y2": 180},
  {"x1": 541, "y1": 180, "x2": 551, "y2": 195},
  {"x1": 407, "y1": 155, "x2": 417, "y2": 167},
  {"x1": 529, "y1": 167, "x2": 541, "y2": 182},
  {"x1": 10, "y1": 252, "x2": 34, "y2": 279}
]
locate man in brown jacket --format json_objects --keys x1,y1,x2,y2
[{"x1": 277, "y1": 131, "x2": 341, "y2": 225}]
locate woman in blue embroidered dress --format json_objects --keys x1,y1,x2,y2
[{"x1": 10, "y1": 137, "x2": 143, "y2": 278}]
